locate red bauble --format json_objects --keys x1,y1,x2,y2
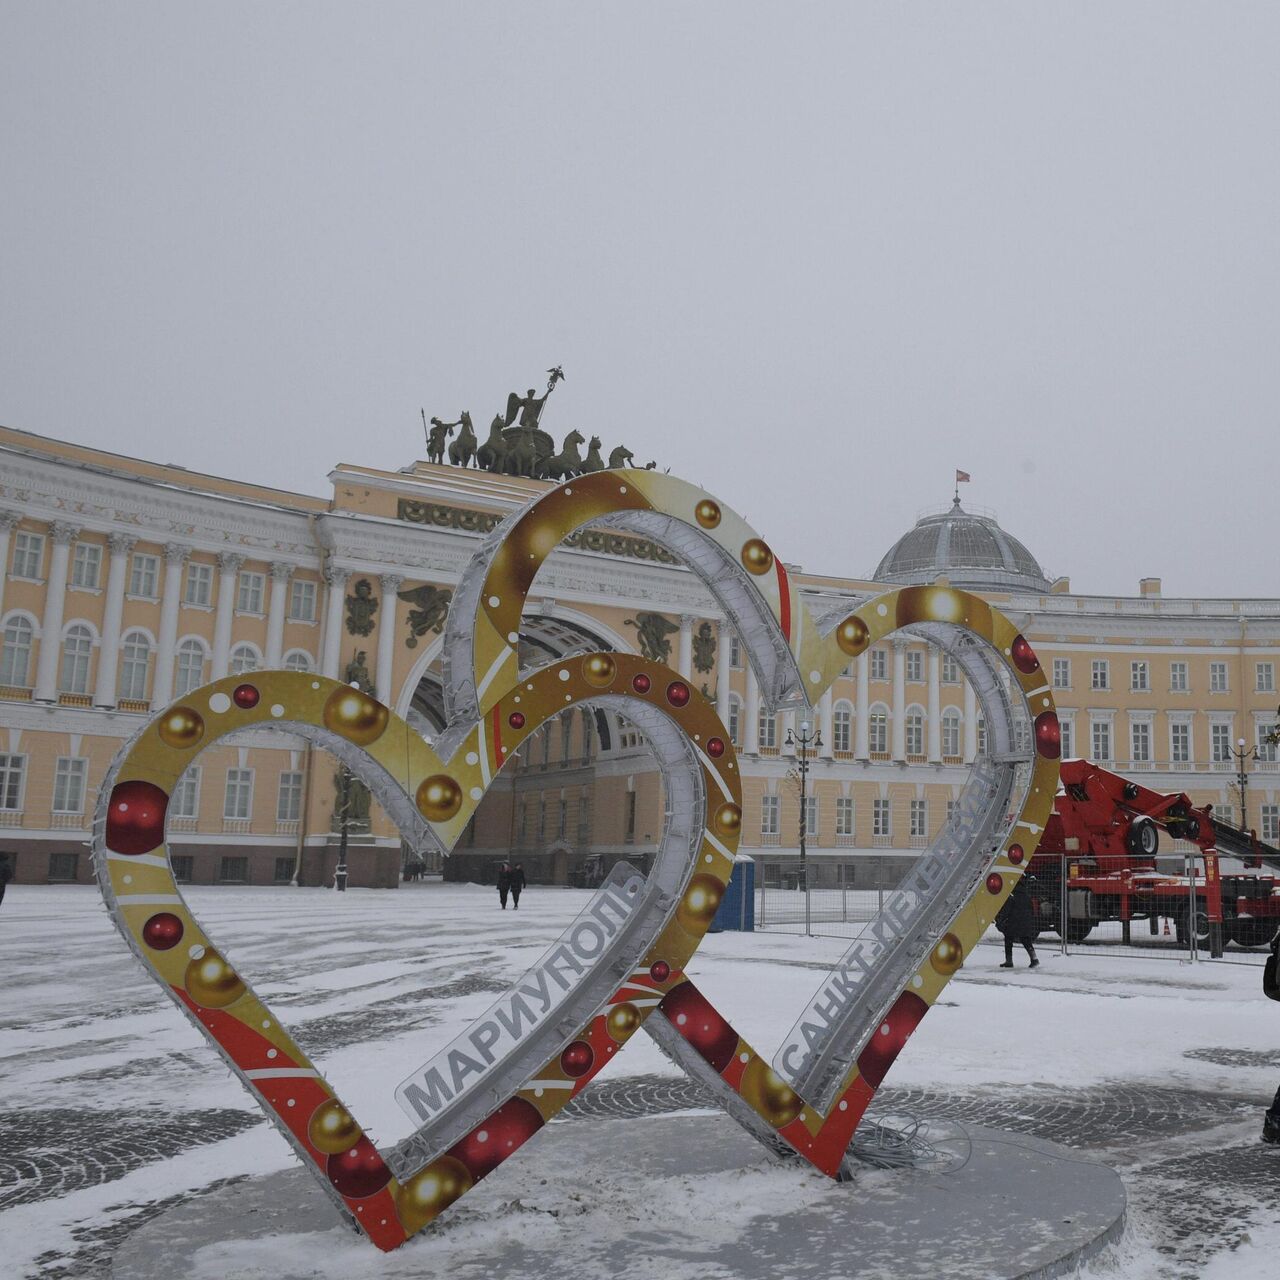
[
  {"x1": 508, "y1": 711, "x2": 526, "y2": 729},
  {"x1": 105, "y1": 780, "x2": 170, "y2": 855},
  {"x1": 631, "y1": 673, "x2": 652, "y2": 694},
  {"x1": 560, "y1": 1040, "x2": 594, "y2": 1078},
  {"x1": 448, "y1": 1098, "x2": 544, "y2": 1180},
  {"x1": 1008, "y1": 844, "x2": 1025, "y2": 865},
  {"x1": 142, "y1": 912, "x2": 184, "y2": 950},
  {"x1": 659, "y1": 981, "x2": 738, "y2": 1073},
  {"x1": 326, "y1": 1136, "x2": 391, "y2": 1199},
  {"x1": 666, "y1": 681, "x2": 691, "y2": 708},
  {"x1": 1034, "y1": 711, "x2": 1061, "y2": 759},
  {"x1": 649, "y1": 959, "x2": 671, "y2": 983},
  {"x1": 857, "y1": 992, "x2": 928, "y2": 1089},
  {"x1": 706, "y1": 737, "x2": 726, "y2": 759},
  {"x1": 232, "y1": 683, "x2": 260, "y2": 709},
  {"x1": 986, "y1": 872, "x2": 1004, "y2": 894},
  {"x1": 1010, "y1": 634, "x2": 1040, "y2": 675}
]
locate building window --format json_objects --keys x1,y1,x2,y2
[
  {"x1": 833, "y1": 703, "x2": 852, "y2": 753},
  {"x1": 274, "y1": 857, "x2": 295, "y2": 884},
  {"x1": 1170, "y1": 661, "x2": 1188, "y2": 692},
  {"x1": 804, "y1": 795, "x2": 818, "y2": 837},
  {"x1": 942, "y1": 709, "x2": 961, "y2": 757},
  {"x1": 905, "y1": 651, "x2": 923, "y2": 682},
  {"x1": 905, "y1": 710, "x2": 924, "y2": 756},
  {"x1": 289, "y1": 579, "x2": 317, "y2": 622},
  {"x1": 836, "y1": 797, "x2": 854, "y2": 836},
  {"x1": 1257, "y1": 662, "x2": 1275, "y2": 694},
  {"x1": 1060, "y1": 718, "x2": 1073, "y2": 759},
  {"x1": 224, "y1": 769, "x2": 254, "y2": 820},
  {"x1": 1130, "y1": 721, "x2": 1151, "y2": 764},
  {"x1": 557, "y1": 794, "x2": 568, "y2": 839},
  {"x1": 171, "y1": 854, "x2": 194, "y2": 883},
  {"x1": 1170, "y1": 723, "x2": 1191, "y2": 764},
  {"x1": 237, "y1": 571, "x2": 265, "y2": 614},
  {"x1": 872, "y1": 798, "x2": 891, "y2": 837},
  {"x1": 761, "y1": 794, "x2": 780, "y2": 836},
  {"x1": 758, "y1": 709, "x2": 777, "y2": 749},
  {"x1": 229, "y1": 644, "x2": 259, "y2": 675},
  {"x1": 578, "y1": 792, "x2": 591, "y2": 843},
  {"x1": 71, "y1": 542, "x2": 101, "y2": 589},
  {"x1": 624, "y1": 791, "x2": 637, "y2": 843},
  {"x1": 1217, "y1": 804, "x2": 1234, "y2": 827},
  {"x1": 130, "y1": 553, "x2": 159, "y2": 598},
  {"x1": 12, "y1": 531, "x2": 44, "y2": 579},
  {"x1": 941, "y1": 655, "x2": 960, "y2": 684},
  {"x1": 284, "y1": 651, "x2": 313, "y2": 672},
  {"x1": 48, "y1": 852, "x2": 78, "y2": 882},
  {"x1": 0, "y1": 753, "x2": 26, "y2": 809},
  {"x1": 910, "y1": 799, "x2": 927, "y2": 837},
  {"x1": 0, "y1": 616, "x2": 34, "y2": 687},
  {"x1": 118, "y1": 632, "x2": 151, "y2": 701},
  {"x1": 1258, "y1": 722, "x2": 1278, "y2": 763},
  {"x1": 870, "y1": 649, "x2": 887, "y2": 681},
  {"x1": 1261, "y1": 805, "x2": 1280, "y2": 844},
  {"x1": 727, "y1": 695, "x2": 741, "y2": 746},
  {"x1": 869, "y1": 710, "x2": 888, "y2": 754},
  {"x1": 561, "y1": 715, "x2": 572, "y2": 765},
  {"x1": 1052, "y1": 659, "x2": 1071, "y2": 689},
  {"x1": 1091, "y1": 720, "x2": 1112, "y2": 761},
  {"x1": 175, "y1": 639, "x2": 207, "y2": 695},
  {"x1": 59, "y1": 624, "x2": 94, "y2": 694},
  {"x1": 219, "y1": 856, "x2": 249, "y2": 883},
  {"x1": 1209, "y1": 662, "x2": 1228, "y2": 694},
  {"x1": 52, "y1": 757, "x2": 88, "y2": 813},
  {"x1": 277, "y1": 772, "x2": 303, "y2": 822},
  {"x1": 1091, "y1": 660, "x2": 1109, "y2": 691},
  {"x1": 729, "y1": 635, "x2": 742, "y2": 669},
  {"x1": 517, "y1": 800, "x2": 528, "y2": 842},
  {"x1": 1210, "y1": 723, "x2": 1231, "y2": 762},
  {"x1": 184, "y1": 562, "x2": 213, "y2": 607},
  {"x1": 171, "y1": 769, "x2": 200, "y2": 819},
  {"x1": 1130, "y1": 661, "x2": 1149, "y2": 692},
  {"x1": 537, "y1": 796, "x2": 547, "y2": 842}
]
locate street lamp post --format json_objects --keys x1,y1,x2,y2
[
  {"x1": 1229, "y1": 736, "x2": 1261, "y2": 839},
  {"x1": 786, "y1": 718, "x2": 822, "y2": 937}
]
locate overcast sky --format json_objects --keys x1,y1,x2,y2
[{"x1": 2, "y1": 4, "x2": 1277, "y2": 597}]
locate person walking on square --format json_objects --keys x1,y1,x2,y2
[
  {"x1": 497, "y1": 862, "x2": 512, "y2": 909},
  {"x1": 510, "y1": 862, "x2": 526, "y2": 911},
  {"x1": 997, "y1": 873, "x2": 1039, "y2": 969},
  {"x1": 1264, "y1": 925, "x2": 1280, "y2": 1143},
  {"x1": 0, "y1": 856, "x2": 11, "y2": 908}
]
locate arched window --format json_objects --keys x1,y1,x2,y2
[
  {"x1": 229, "y1": 643, "x2": 259, "y2": 675},
  {"x1": 0, "y1": 616, "x2": 34, "y2": 687},
  {"x1": 833, "y1": 701, "x2": 853, "y2": 753},
  {"x1": 118, "y1": 632, "x2": 151, "y2": 701},
  {"x1": 59, "y1": 624, "x2": 94, "y2": 694},
  {"x1": 942, "y1": 708, "x2": 962, "y2": 758},
  {"x1": 758, "y1": 707, "x2": 777, "y2": 749},
  {"x1": 727, "y1": 694, "x2": 742, "y2": 746},
  {"x1": 868, "y1": 706, "x2": 889, "y2": 754},
  {"x1": 283, "y1": 650, "x2": 313, "y2": 672},
  {"x1": 175, "y1": 639, "x2": 207, "y2": 696},
  {"x1": 905, "y1": 708, "x2": 925, "y2": 756}
]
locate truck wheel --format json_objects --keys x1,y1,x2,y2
[
  {"x1": 1175, "y1": 907, "x2": 1211, "y2": 947},
  {"x1": 1126, "y1": 818, "x2": 1159, "y2": 856},
  {"x1": 1066, "y1": 920, "x2": 1093, "y2": 943},
  {"x1": 1230, "y1": 918, "x2": 1275, "y2": 948}
]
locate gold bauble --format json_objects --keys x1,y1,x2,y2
[
  {"x1": 321, "y1": 686, "x2": 389, "y2": 746},
  {"x1": 416, "y1": 774, "x2": 463, "y2": 823},
  {"x1": 835, "y1": 615, "x2": 870, "y2": 657},
  {"x1": 740, "y1": 538, "x2": 774, "y2": 575},
  {"x1": 308, "y1": 1099, "x2": 361, "y2": 1155},
  {"x1": 184, "y1": 948, "x2": 246, "y2": 1009},
  {"x1": 712, "y1": 802, "x2": 742, "y2": 837},
  {"x1": 605, "y1": 1002, "x2": 641, "y2": 1042},
  {"x1": 694, "y1": 498, "x2": 722, "y2": 529},
  {"x1": 158, "y1": 705, "x2": 205, "y2": 749},
  {"x1": 581, "y1": 654, "x2": 617, "y2": 688},
  {"x1": 676, "y1": 873, "x2": 724, "y2": 932},
  {"x1": 740, "y1": 1055, "x2": 804, "y2": 1128},
  {"x1": 394, "y1": 1156, "x2": 473, "y2": 1232},
  {"x1": 930, "y1": 932, "x2": 964, "y2": 976}
]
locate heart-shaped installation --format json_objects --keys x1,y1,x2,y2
[{"x1": 96, "y1": 466, "x2": 1058, "y2": 1250}]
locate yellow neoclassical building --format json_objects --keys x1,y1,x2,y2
[{"x1": 1, "y1": 423, "x2": 1278, "y2": 889}]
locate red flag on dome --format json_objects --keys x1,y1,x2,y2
[{"x1": 955, "y1": 469, "x2": 970, "y2": 483}]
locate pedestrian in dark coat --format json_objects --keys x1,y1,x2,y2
[
  {"x1": 0, "y1": 857, "x2": 11, "y2": 908},
  {"x1": 509, "y1": 862, "x2": 526, "y2": 910},
  {"x1": 497, "y1": 863, "x2": 511, "y2": 909},
  {"x1": 996, "y1": 874, "x2": 1039, "y2": 968},
  {"x1": 1264, "y1": 925, "x2": 1280, "y2": 1144}
]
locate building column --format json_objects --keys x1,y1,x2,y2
[
  {"x1": 0, "y1": 510, "x2": 20, "y2": 621},
  {"x1": 93, "y1": 532, "x2": 136, "y2": 708},
  {"x1": 855, "y1": 652, "x2": 870, "y2": 759},
  {"x1": 33, "y1": 522, "x2": 80, "y2": 702},
  {"x1": 819, "y1": 689, "x2": 834, "y2": 759},
  {"x1": 964, "y1": 680, "x2": 979, "y2": 763},
  {"x1": 376, "y1": 574, "x2": 402, "y2": 704},
  {"x1": 677, "y1": 614, "x2": 694, "y2": 680},
  {"x1": 745, "y1": 666, "x2": 761, "y2": 755},
  {"x1": 715, "y1": 624, "x2": 732, "y2": 727},
  {"x1": 151, "y1": 542, "x2": 190, "y2": 707},
  {"x1": 212, "y1": 552, "x2": 244, "y2": 680},
  {"x1": 322, "y1": 564, "x2": 349, "y2": 679},
  {"x1": 265, "y1": 562, "x2": 292, "y2": 668},
  {"x1": 927, "y1": 648, "x2": 942, "y2": 763},
  {"x1": 891, "y1": 637, "x2": 907, "y2": 761}
]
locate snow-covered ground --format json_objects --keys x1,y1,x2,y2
[{"x1": 2, "y1": 883, "x2": 1278, "y2": 1278}]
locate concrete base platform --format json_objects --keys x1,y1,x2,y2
[{"x1": 111, "y1": 1115, "x2": 1126, "y2": 1280}]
